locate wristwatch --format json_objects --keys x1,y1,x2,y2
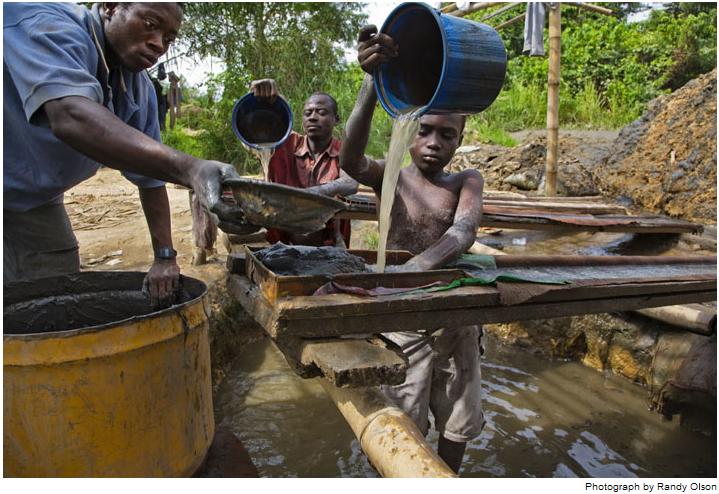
[{"x1": 155, "y1": 247, "x2": 177, "y2": 260}]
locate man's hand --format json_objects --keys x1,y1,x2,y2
[
  {"x1": 357, "y1": 25, "x2": 399, "y2": 74},
  {"x1": 143, "y1": 258, "x2": 181, "y2": 309},
  {"x1": 249, "y1": 78, "x2": 279, "y2": 103},
  {"x1": 188, "y1": 159, "x2": 261, "y2": 234}
]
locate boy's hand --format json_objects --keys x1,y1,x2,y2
[
  {"x1": 249, "y1": 78, "x2": 279, "y2": 103},
  {"x1": 357, "y1": 25, "x2": 399, "y2": 74}
]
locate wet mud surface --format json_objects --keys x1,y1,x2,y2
[
  {"x1": 255, "y1": 243, "x2": 369, "y2": 276},
  {"x1": 3, "y1": 272, "x2": 206, "y2": 335}
]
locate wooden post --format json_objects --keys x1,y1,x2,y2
[{"x1": 545, "y1": 3, "x2": 561, "y2": 196}]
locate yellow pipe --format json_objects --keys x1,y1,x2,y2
[{"x1": 319, "y1": 380, "x2": 457, "y2": 478}]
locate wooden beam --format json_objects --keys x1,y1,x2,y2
[
  {"x1": 299, "y1": 337, "x2": 407, "y2": 387},
  {"x1": 545, "y1": 2, "x2": 561, "y2": 196},
  {"x1": 567, "y1": 2, "x2": 614, "y2": 16},
  {"x1": 495, "y1": 12, "x2": 526, "y2": 30},
  {"x1": 230, "y1": 273, "x2": 716, "y2": 339},
  {"x1": 481, "y1": 2, "x2": 524, "y2": 22},
  {"x1": 267, "y1": 290, "x2": 718, "y2": 338}
]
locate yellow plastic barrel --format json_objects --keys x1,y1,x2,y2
[{"x1": 3, "y1": 272, "x2": 215, "y2": 477}]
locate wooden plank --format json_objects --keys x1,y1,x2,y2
[
  {"x1": 274, "y1": 290, "x2": 718, "y2": 338},
  {"x1": 228, "y1": 274, "x2": 279, "y2": 335},
  {"x1": 493, "y1": 255, "x2": 716, "y2": 267},
  {"x1": 230, "y1": 274, "x2": 715, "y2": 338},
  {"x1": 336, "y1": 205, "x2": 701, "y2": 234},
  {"x1": 299, "y1": 337, "x2": 407, "y2": 388},
  {"x1": 269, "y1": 279, "x2": 716, "y2": 327},
  {"x1": 480, "y1": 215, "x2": 701, "y2": 234},
  {"x1": 482, "y1": 200, "x2": 627, "y2": 214}
]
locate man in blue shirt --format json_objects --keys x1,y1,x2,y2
[{"x1": 4, "y1": 3, "x2": 244, "y2": 307}]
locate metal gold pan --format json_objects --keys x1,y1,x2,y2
[{"x1": 224, "y1": 177, "x2": 347, "y2": 233}]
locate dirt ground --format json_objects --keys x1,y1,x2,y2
[{"x1": 65, "y1": 168, "x2": 227, "y2": 281}]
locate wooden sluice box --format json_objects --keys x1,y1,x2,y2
[{"x1": 227, "y1": 246, "x2": 717, "y2": 387}]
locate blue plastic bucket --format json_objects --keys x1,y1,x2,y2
[
  {"x1": 374, "y1": 2, "x2": 507, "y2": 118},
  {"x1": 231, "y1": 93, "x2": 294, "y2": 150}
]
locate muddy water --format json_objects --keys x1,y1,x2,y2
[
  {"x1": 251, "y1": 144, "x2": 274, "y2": 180},
  {"x1": 376, "y1": 113, "x2": 421, "y2": 272},
  {"x1": 214, "y1": 335, "x2": 715, "y2": 478},
  {"x1": 215, "y1": 228, "x2": 715, "y2": 477}
]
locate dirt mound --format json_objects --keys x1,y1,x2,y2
[
  {"x1": 449, "y1": 132, "x2": 616, "y2": 197},
  {"x1": 594, "y1": 69, "x2": 717, "y2": 225}
]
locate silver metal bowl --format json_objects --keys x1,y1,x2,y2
[{"x1": 224, "y1": 178, "x2": 347, "y2": 233}]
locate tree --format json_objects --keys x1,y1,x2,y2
[{"x1": 177, "y1": 3, "x2": 367, "y2": 168}]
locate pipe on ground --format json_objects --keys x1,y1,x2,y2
[
  {"x1": 318, "y1": 380, "x2": 456, "y2": 478},
  {"x1": 636, "y1": 305, "x2": 716, "y2": 336}
]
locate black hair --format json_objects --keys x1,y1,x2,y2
[
  {"x1": 306, "y1": 92, "x2": 339, "y2": 119},
  {"x1": 113, "y1": 3, "x2": 184, "y2": 12}
]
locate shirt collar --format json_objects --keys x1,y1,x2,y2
[
  {"x1": 294, "y1": 133, "x2": 340, "y2": 159},
  {"x1": 89, "y1": 4, "x2": 127, "y2": 93}
]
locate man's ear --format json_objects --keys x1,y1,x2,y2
[
  {"x1": 457, "y1": 132, "x2": 464, "y2": 148},
  {"x1": 102, "y1": 3, "x2": 119, "y2": 20}
]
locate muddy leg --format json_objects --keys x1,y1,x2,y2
[{"x1": 437, "y1": 435, "x2": 466, "y2": 474}]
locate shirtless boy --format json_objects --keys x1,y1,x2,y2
[{"x1": 339, "y1": 25, "x2": 485, "y2": 474}]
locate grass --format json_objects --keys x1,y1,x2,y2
[
  {"x1": 363, "y1": 230, "x2": 379, "y2": 250},
  {"x1": 160, "y1": 124, "x2": 205, "y2": 157}
]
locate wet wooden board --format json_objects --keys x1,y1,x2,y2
[
  {"x1": 298, "y1": 337, "x2": 407, "y2": 388},
  {"x1": 336, "y1": 194, "x2": 701, "y2": 234},
  {"x1": 235, "y1": 247, "x2": 466, "y2": 304},
  {"x1": 230, "y1": 275, "x2": 716, "y2": 339}
]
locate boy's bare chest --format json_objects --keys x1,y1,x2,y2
[
  {"x1": 394, "y1": 176, "x2": 458, "y2": 224},
  {"x1": 387, "y1": 176, "x2": 459, "y2": 252}
]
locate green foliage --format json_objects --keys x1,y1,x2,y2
[
  {"x1": 172, "y1": 3, "x2": 716, "y2": 158},
  {"x1": 160, "y1": 125, "x2": 204, "y2": 157},
  {"x1": 363, "y1": 229, "x2": 379, "y2": 250},
  {"x1": 177, "y1": 3, "x2": 367, "y2": 169},
  {"x1": 461, "y1": 3, "x2": 716, "y2": 138}
]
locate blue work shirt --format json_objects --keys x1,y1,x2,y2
[{"x1": 3, "y1": 3, "x2": 165, "y2": 212}]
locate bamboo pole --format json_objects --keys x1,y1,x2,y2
[
  {"x1": 566, "y1": 2, "x2": 614, "y2": 16},
  {"x1": 495, "y1": 12, "x2": 526, "y2": 30},
  {"x1": 636, "y1": 305, "x2": 717, "y2": 336},
  {"x1": 319, "y1": 380, "x2": 457, "y2": 478},
  {"x1": 440, "y1": 3, "x2": 459, "y2": 13},
  {"x1": 480, "y1": 2, "x2": 523, "y2": 22},
  {"x1": 545, "y1": 3, "x2": 561, "y2": 196}
]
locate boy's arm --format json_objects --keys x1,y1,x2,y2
[
  {"x1": 340, "y1": 25, "x2": 399, "y2": 191},
  {"x1": 340, "y1": 74, "x2": 385, "y2": 191},
  {"x1": 307, "y1": 169, "x2": 359, "y2": 197},
  {"x1": 407, "y1": 170, "x2": 484, "y2": 271}
]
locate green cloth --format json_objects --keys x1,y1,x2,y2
[
  {"x1": 450, "y1": 254, "x2": 497, "y2": 270},
  {"x1": 425, "y1": 275, "x2": 569, "y2": 293}
]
